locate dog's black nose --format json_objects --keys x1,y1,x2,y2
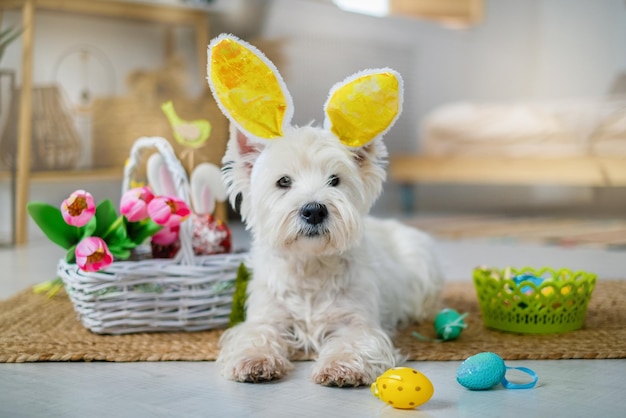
[{"x1": 300, "y1": 202, "x2": 328, "y2": 225}]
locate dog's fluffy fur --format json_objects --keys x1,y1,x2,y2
[{"x1": 217, "y1": 124, "x2": 444, "y2": 387}]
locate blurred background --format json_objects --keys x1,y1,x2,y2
[{"x1": 1, "y1": 0, "x2": 625, "y2": 245}]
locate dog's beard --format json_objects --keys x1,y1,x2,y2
[
  {"x1": 292, "y1": 232, "x2": 333, "y2": 256},
  {"x1": 296, "y1": 207, "x2": 361, "y2": 256},
  {"x1": 298, "y1": 223, "x2": 329, "y2": 238},
  {"x1": 253, "y1": 202, "x2": 362, "y2": 257},
  {"x1": 280, "y1": 214, "x2": 336, "y2": 255}
]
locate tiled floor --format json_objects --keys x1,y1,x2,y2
[{"x1": 1, "y1": 221, "x2": 625, "y2": 417}]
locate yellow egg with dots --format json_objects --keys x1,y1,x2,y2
[{"x1": 371, "y1": 367, "x2": 434, "y2": 409}]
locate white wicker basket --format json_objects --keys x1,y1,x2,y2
[{"x1": 57, "y1": 136, "x2": 247, "y2": 334}]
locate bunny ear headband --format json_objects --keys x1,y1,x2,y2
[{"x1": 207, "y1": 34, "x2": 404, "y2": 148}]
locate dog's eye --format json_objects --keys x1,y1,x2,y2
[
  {"x1": 276, "y1": 176, "x2": 292, "y2": 188},
  {"x1": 328, "y1": 175, "x2": 340, "y2": 187}
]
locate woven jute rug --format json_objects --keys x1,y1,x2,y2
[
  {"x1": 408, "y1": 215, "x2": 626, "y2": 250},
  {"x1": 1, "y1": 280, "x2": 624, "y2": 363}
]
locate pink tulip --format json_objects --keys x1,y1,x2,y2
[
  {"x1": 147, "y1": 196, "x2": 190, "y2": 226},
  {"x1": 120, "y1": 186, "x2": 155, "y2": 222},
  {"x1": 61, "y1": 190, "x2": 96, "y2": 227},
  {"x1": 151, "y1": 224, "x2": 180, "y2": 246},
  {"x1": 75, "y1": 237, "x2": 113, "y2": 272}
]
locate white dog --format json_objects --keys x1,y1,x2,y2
[{"x1": 208, "y1": 34, "x2": 444, "y2": 387}]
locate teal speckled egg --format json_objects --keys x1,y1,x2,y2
[{"x1": 456, "y1": 352, "x2": 506, "y2": 390}]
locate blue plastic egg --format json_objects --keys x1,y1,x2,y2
[{"x1": 456, "y1": 352, "x2": 506, "y2": 390}]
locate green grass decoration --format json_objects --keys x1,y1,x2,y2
[{"x1": 229, "y1": 262, "x2": 251, "y2": 327}]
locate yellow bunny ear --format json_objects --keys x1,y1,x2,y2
[
  {"x1": 207, "y1": 34, "x2": 293, "y2": 140},
  {"x1": 324, "y1": 69, "x2": 403, "y2": 148}
]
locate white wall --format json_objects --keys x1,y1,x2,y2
[
  {"x1": 263, "y1": 0, "x2": 626, "y2": 144},
  {"x1": 534, "y1": 0, "x2": 626, "y2": 98}
]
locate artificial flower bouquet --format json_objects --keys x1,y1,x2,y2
[{"x1": 28, "y1": 187, "x2": 191, "y2": 272}]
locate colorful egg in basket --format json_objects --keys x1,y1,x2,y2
[{"x1": 473, "y1": 267, "x2": 597, "y2": 334}]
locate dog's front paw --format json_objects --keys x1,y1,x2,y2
[
  {"x1": 311, "y1": 360, "x2": 372, "y2": 387},
  {"x1": 224, "y1": 355, "x2": 294, "y2": 383}
]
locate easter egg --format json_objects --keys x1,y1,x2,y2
[
  {"x1": 434, "y1": 308, "x2": 466, "y2": 340},
  {"x1": 456, "y1": 352, "x2": 506, "y2": 390},
  {"x1": 371, "y1": 367, "x2": 434, "y2": 409},
  {"x1": 513, "y1": 274, "x2": 544, "y2": 295}
]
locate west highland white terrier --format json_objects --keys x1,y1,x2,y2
[{"x1": 207, "y1": 34, "x2": 444, "y2": 387}]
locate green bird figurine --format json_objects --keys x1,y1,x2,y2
[{"x1": 161, "y1": 100, "x2": 211, "y2": 149}]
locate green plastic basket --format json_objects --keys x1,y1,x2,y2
[{"x1": 473, "y1": 267, "x2": 597, "y2": 334}]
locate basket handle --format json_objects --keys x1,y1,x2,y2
[{"x1": 122, "y1": 136, "x2": 195, "y2": 266}]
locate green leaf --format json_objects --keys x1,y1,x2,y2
[
  {"x1": 107, "y1": 245, "x2": 131, "y2": 260},
  {"x1": 0, "y1": 26, "x2": 22, "y2": 49},
  {"x1": 65, "y1": 245, "x2": 76, "y2": 264},
  {"x1": 78, "y1": 216, "x2": 97, "y2": 240},
  {"x1": 126, "y1": 218, "x2": 162, "y2": 245},
  {"x1": 27, "y1": 202, "x2": 79, "y2": 249},
  {"x1": 103, "y1": 216, "x2": 129, "y2": 246},
  {"x1": 109, "y1": 237, "x2": 137, "y2": 252},
  {"x1": 93, "y1": 200, "x2": 119, "y2": 238}
]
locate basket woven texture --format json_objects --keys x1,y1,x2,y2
[
  {"x1": 58, "y1": 137, "x2": 247, "y2": 334},
  {"x1": 473, "y1": 267, "x2": 597, "y2": 334}
]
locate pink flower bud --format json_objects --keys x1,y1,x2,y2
[
  {"x1": 147, "y1": 196, "x2": 190, "y2": 226},
  {"x1": 151, "y1": 224, "x2": 180, "y2": 246},
  {"x1": 75, "y1": 237, "x2": 113, "y2": 272},
  {"x1": 120, "y1": 186, "x2": 155, "y2": 222},
  {"x1": 61, "y1": 190, "x2": 96, "y2": 227}
]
